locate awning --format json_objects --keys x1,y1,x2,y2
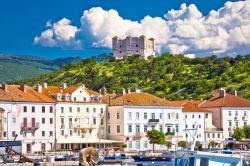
[{"x1": 57, "y1": 139, "x2": 123, "y2": 144}]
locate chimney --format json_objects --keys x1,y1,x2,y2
[
  {"x1": 127, "y1": 89, "x2": 131, "y2": 94},
  {"x1": 61, "y1": 83, "x2": 67, "y2": 90},
  {"x1": 20, "y1": 84, "x2": 26, "y2": 93},
  {"x1": 135, "y1": 88, "x2": 141, "y2": 93},
  {"x1": 37, "y1": 84, "x2": 42, "y2": 93},
  {"x1": 122, "y1": 88, "x2": 126, "y2": 96},
  {"x1": 232, "y1": 90, "x2": 237, "y2": 96},
  {"x1": 100, "y1": 86, "x2": 107, "y2": 95},
  {"x1": 2, "y1": 84, "x2": 8, "y2": 91},
  {"x1": 219, "y1": 88, "x2": 226, "y2": 98},
  {"x1": 42, "y1": 82, "x2": 47, "y2": 88}
]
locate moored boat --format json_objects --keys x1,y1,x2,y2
[{"x1": 131, "y1": 151, "x2": 173, "y2": 162}]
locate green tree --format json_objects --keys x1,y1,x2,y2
[
  {"x1": 146, "y1": 129, "x2": 166, "y2": 152},
  {"x1": 243, "y1": 125, "x2": 250, "y2": 139},
  {"x1": 178, "y1": 141, "x2": 187, "y2": 149},
  {"x1": 165, "y1": 141, "x2": 172, "y2": 149},
  {"x1": 208, "y1": 141, "x2": 217, "y2": 148},
  {"x1": 232, "y1": 128, "x2": 245, "y2": 140}
]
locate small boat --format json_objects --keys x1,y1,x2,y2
[{"x1": 131, "y1": 151, "x2": 173, "y2": 162}]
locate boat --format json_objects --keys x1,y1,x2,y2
[{"x1": 131, "y1": 151, "x2": 173, "y2": 162}]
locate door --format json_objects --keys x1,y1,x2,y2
[
  {"x1": 23, "y1": 118, "x2": 27, "y2": 127},
  {"x1": 27, "y1": 144, "x2": 31, "y2": 153},
  {"x1": 31, "y1": 118, "x2": 35, "y2": 127}
]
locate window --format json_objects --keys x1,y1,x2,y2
[
  {"x1": 144, "y1": 141, "x2": 148, "y2": 149},
  {"x1": 23, "y1": 106, "x2": 27, "y2": 112},
  {"x1": 86, "y1": 107, "x2": 89, "y2": 113},
  {"x1": 185, "y1": 115, "x2": 187, "y2": 118},
  {"x1": 108, "y1": 126, "x2": 110, "y2": 134},
  {"x1": 199, "y1": 124, "x2": 201, "y2": 128},
  {"x1": 186, "y1": 134, "x2": 188, "y2": 138},
  {"x1": 176, "y1": 113, "x2": 179, "y2": 120},
  {"x1": 235, "y1": 121, "x2": 239, "y2": 127},
  {"x1": 101, "y1": 108, "x2": 104, "y2": 114},
  {"x1": 159, "y1": 125, "x2": 163, "y2": 132},
  {"x1": 74, "y1": 97, "x2": 77, "y2": 101},
  {"x1": 32, "y1": 132, "x2": 35, "y2": 137},
  {"x1": 205, "y1": 114, "x2": 208, "y2": 118},
  {"x1": 218, "y1": 133, "x2": 220, "y2": 138},
  {"x1": 212, "y1": 133, "x2": 215, "y2": 138},
  {"x1": 61, "y1": 107, "x2": 64, "y2": 113},
  {"x1": 175, "y1": 125, "x2": 179, "y2": 132},
  {"x1": 84, "y1": 97, "x2": 86, "y2": 101},
  {"x1": 93, "y1": 118, "x2": 96, "y2": 125},
  {"x1": 136, "y1": 112, "x2": 139, "y2": 119},
  {"x1": 235, "y1": 111, "x2": 238, "y2": 116},
  {"x1": 152, "y1": 125, "x2": 155, "y2": 130},
  {"x1": 229, "y1": 121, "x2": 232, "y2": 127},
  {"x1": 244, "y1": 111, "x2": 247, "y2": 116},
  {"x1": 42, "y1": 131, "x2": 45, "y2": 137},
  {"x1": 69, "y1": 130, "x2": 73, "y2": 136},
  {"x1": 192, "y1": 124, "x2": 195, "y2": 128},
  {"x1": 101, "y1": 118, "x2": 104, "y2": 125},
  {"x1": 136, "y1": 125, "x2": 140, "y2": 133},
  {"x1": 12, "y1": 131, "x2": 16, "y2": 137},
  {"x1": 151, "y1": 113, "x2": 155, "y2": 119},
  {"x1": 61, "y1": 130, "x2": 64, "y2": 136},
  {"x1": 128, "y1": 141, "x2": 132, "y2": 149},
  {"x1": 117, "y1": 112, "x2": 120, "y2": 119},
  {"x1": 50, "y1": 131, "x2": 53, "y2": 137},
  {"x1": 77, "y1": 107, "x2": 80, "y2": 113},
  {"x1": 192, "y1": 115, "x2": 195, "y2": 118},
  {"x1": 198, "y1": 115, "x2": 201, "y2": 119},
  {"x1": 207, "y1": 133, "x2": 210, "y2": 138},
  {"x1": 107, "y1": 113, "x2": 110, "y2": 119},
  {"x1": 93, "y1": 108, "x2": 96, "y2": 113},
  {"x1": 50, "y1": 118, "x2": 53, "y2": 124},
  {"x1": 244, "y1": 121, "x2": 247, "y2": 126},
  {"x1": 144, "y1": 125, "x2": 147, "y2": 132},
  {"x1": 136, "y1": 141, "x2": 140, "y2": 150},
  {"x1": 159, "y1": 113, "x2": 163, "y2": 119},
  {"x1": 144, "y1": 113, "x2": 147, "y2": 119},
  {"x1": 228, "y1": 111, "x2": 231, "y2": 116},
  {"x1": 42, "y1": 118, "x2": 45, "y2": 124},
  {"x1": 128, "y1": 124, "x2": 132, "y2": 133},
  {"x1": 12, "y1": 117, "x2": 16, "y2": 124},
  {"x1": 42, "y1": 106, "x2": 45, "y2": 113},
  {"x1": 69, "y1": 107, "x2": 72, "y2": 113},
  {"x1": 186, "y1": 125, "x2": 188, "y2": 128},
  {"x1": 128, "y1": 112, "x2": 132, "y2": 120},
  {"x1": 50, "y1": 106, "x2": 53, "y2": 113},
  {"x1": 167, "y1": 113, "x2": 170, "y2": 119},
  {"x1": 117, "y1": 125, "x2": 120, "y2": 133},
  {"x1": 41, "y1": 143, "x2": 46, "y2": 152},
  {"x1": 32, "y1": 106, "x2": 35, "y2": 113}
]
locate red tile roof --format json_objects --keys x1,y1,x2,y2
[
  {"x1": 182, "y1": 101, "x2": 211, "y2": 112},
  {"x1": 108, "y1": 92, "x2": 180, "y2": 107},
  {"x1": 201, "y1": 91, "x2": 250, "y2": 107}
]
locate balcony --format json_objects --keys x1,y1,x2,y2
[
  {"x1": 148, "y1": 119, "x2": 159, "y2": 123},
  {"x1": 242, "y1": 116, "x2": 248, "y2": 121},
  {"x1": 21, "y1": 122, "x2": 39, "y2": 131},
  {"x1": 234, "y1": 117, "x2": 238, "y2": 121},
  {"x1": 74, "y1": 123, "x2": 96, "y2": 129},
  {"x1": 205, "y1": 128, "x2": 223, "y2": 132},
  {"x1": 165, "y1": 132, "x2": 175, "y2": 136}
]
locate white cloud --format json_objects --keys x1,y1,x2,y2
[{"x1": 34, "y1": 0, "x2": 250, "y2": 56}]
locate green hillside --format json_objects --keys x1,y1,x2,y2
[
  {"x1": 0, "y1": 55, "x2": 82, "y2": 83},
  {"x1": 13, "y1": 53, "x2": 250, "y2": 100}
]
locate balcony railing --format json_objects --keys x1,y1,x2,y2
[
  {"x1": 205, "y1": 128, "x2": 223, "y2": 132},
  {"x1": 148, "y1": 119, "x2": 159, "y2": 123},
  {"x1": 21, "y1": 122, "x2": 39, "y2": 131},
  {"x1": 74, "y1": 123, "x2": 96, "y2": 129},
  {"x1": 165, "y1": 132, "x2": 175, "y2": 136}
]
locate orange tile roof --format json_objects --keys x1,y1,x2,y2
[
  {"x1": 182, "y1": 101, "x2": 211, "y2": 112},
  {"x1": 201, "y1": 91, "x2": 250, "y2": 107},
  {"x1": 0, "y1": 85, "x2": 55, "y2": 103},
  {"x1": 108, "y1": 92, "x2": 181, "y2": 107},
  {"x1": 63, "y1": 86, "x2": 81, "y2": 94}
]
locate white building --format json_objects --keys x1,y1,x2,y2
[
  {"x1": 107, "y1": 89, "x2": 183, "y2": 151},
  {"x1": 112, "y1": 35, "x2": 155, "y2": 59},
  {"x1": 42, "y1": 83, "x2": 121, "y2": 150},
  {"x1": 0, "y1": 84, "x2": 55, "y2": 154},
  {"x1": 200, "y1": 89, "x2": 250, "y2": 139},
  {"x1": 180, "y1": 101, "x2": 223, "y2": 148}
]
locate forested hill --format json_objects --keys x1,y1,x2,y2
[
  {"x1": 13, "y1": 53, "x2": 250, "y2": 100},
  {"x1": 0, "y1": 55, "x2": 82, "y2": 83}
]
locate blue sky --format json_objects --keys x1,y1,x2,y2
[{"x1": 0, "y1": 0, "x2": 247, "y2": 59}]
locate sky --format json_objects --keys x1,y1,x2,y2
[{"x1": 1, "y1": 0, "x2": 249, "y2": 59}]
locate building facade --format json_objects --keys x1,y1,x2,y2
[
  {"x1": 0, "y1": 84, "x2": 55, "y2": 154},
  {"x1": 107, "y1": 90, "x2": 182, "y2": 151},
  {"x1": 112, "y1": 35, "x2": 155, "y2": 59},
  {"x1": 200, "y1": 89, "x2": 250, "y2": 139}
]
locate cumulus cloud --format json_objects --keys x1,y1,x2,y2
[{"x1": 34, "y1": 0, "x2": 250, "y2": 56}]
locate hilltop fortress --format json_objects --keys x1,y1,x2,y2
[{"x1": 112, "y1": 35, "x2": 155, "y2": 60}]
